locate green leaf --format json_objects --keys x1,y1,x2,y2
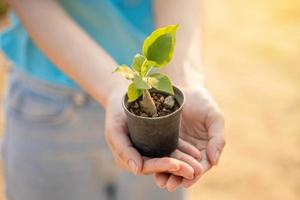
[
  {"x1": 127, "y1": 83, "x2": 143, "y2": 102},
  {"x1": 133, "y1": 75, "x2": 151, "y2": 90},
  {"x1": 132, "y1": 54, "x2": 146, "y2": 73},
  {"x1": 141, "y1": 60, "x2": 156, "y2": 76},
  {"x1": 142, "y1": 25, "x2": 178, "y2": 67},
  {"x1": 113, "y1": 64, "x2": 135, "y2": 80},
  {"x1": 148, "y1": 73, "x2": 174, "y2": 95}
]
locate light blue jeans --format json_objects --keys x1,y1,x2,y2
[{"x1": 2, "y1": 70, "x2": 183, "y2": 200}]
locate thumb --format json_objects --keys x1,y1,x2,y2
[
  {"x1": 206, "y1": 111, "x2": 225, "y2": 165},
  {"x1": 104, "y1": 90, "x2": 144, "y2": 175},
  {"x1": 121, "y1": 145, "x2": 143, "y2": 175},
  {"x1": 207, "y1": 136, "x2": 225, "y2": 165},
  {"x1": 106, "y1": 128, "x2": 143, "y2": 175},
  {"x1": 104, "y1": 112, "x2": 143, "y2": 175}
]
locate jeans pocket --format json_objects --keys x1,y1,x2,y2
[{"x1": 6, "y1": 81, "x2": 74, "y2": 124}]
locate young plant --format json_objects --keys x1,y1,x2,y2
[{"x1": 114, "y1": 25, "x2": 178, "y2": 116}]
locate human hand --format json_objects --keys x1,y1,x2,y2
[
  {"x1": 154, "y1": 86, "x2": 225, "y2": 191},
  {"x1": 104, "y1": 88, "x2": 202, "y2": 179}
]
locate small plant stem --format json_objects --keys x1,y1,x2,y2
[
  {"x1": 145, "y1": 66, "x2": 153, "y2": 77},
  {"x1": 140, "y1": 89, "x2": 157, "y2": 116}
]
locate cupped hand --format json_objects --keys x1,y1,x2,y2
[
  {"x1": 154, "y1": 86, "x2": 225, "y2": 191},
  {"x1": 104, "y1": 88, "x2": 202, "y2": 179}
]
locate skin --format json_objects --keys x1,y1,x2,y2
[
  {"x1": 8, "y1": 0, "x2": 225, "y2": 192},
  {"x1": 153, "y1": 0, "x2": 225, "y2": 191},
  {"x1": 154, "y1": 86, "x2": 225, "y2": 191}
]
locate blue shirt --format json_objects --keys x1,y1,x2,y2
[{"x1": 0, "y1": 0, "x2": 154, "y2": 88}]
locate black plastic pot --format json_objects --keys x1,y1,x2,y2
[{"x1": 122, "y1": 86, "x2": 185, "y2": 158}]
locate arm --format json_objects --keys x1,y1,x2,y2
[
  {"x1": 8, "y1": 0, "x2": 127, "y2": 107},
  {"x1": 154, "y1": 0, "x2": 204, "y2": 88}
]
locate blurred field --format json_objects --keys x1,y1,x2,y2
[
  {"x1": 189, "y1": 0, "x2": 300, "y2": 199},
  {"x1": 0, "y1": 0, "x2": 300, "y2": 200}
]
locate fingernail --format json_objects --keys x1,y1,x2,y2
[
  {"x1": 194, "y1": 166, "x2": 202, "y2": 177},
  {"x1": 169, "y1": 165, "x2": 180, "y2": 172},
  {"x1": 158, "y1": 181, "x2": 166, "y2": 189},
  {"x1": 158, "y1": 183, "x2": 164, "y2": 189},
  {"x1": 169, "y1": 186, "x2": 177, "y2": 192},
  {"x1": 160, "y1": 183, "x2": 166, "y2": 189},
  {"x1": 214, "y1": 151, "x2": 220, "y2": 165},
  {"x1": 188, "y1": 173, "x2": 194, "y2": 180},
  {"x1": 167, "y1": 187, "x2": 173, "y2": 192},
  {"x1": 128, "y1": 159, "x2": 138, "y2": 175}
]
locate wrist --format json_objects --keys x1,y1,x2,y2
[
  {"x1": 165, "y1": 60, "x2": 204, "y2": 90},
  {"x1": 104, "y1": 81, "x2": 128, "y2": 108}
]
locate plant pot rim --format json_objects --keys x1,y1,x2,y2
[{"x1": 122, "y1": 85, "x2": 185, "y2": 120}]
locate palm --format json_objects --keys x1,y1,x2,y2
[
  {"x1": 155, "y1": 87, "x2": 225, "y2": 189},
  {"x1": 180, "y1": 88, "x2": 213, "y2": 172},
  {"x1": 180, "y1": 88, "x2": 224, "y2": 165},
  {"x1": 180, "y1": 87, "x2": 225, "y2": 185}
]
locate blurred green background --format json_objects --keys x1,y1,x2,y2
[{"x1": 0, "y1": 0, "x2": 299, "y2": 199}]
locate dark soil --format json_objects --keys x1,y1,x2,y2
[{"x1": 128, "y1": 92, "x2": 180, "y2": 118}]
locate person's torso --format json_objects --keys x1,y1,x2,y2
[{"x1": 0, "y1": 0, "x2": 155, "y2": 88}]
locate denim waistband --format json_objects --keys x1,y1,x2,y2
[{"x1": 9, "y1": 69, "x2": 93, "y2": 106}]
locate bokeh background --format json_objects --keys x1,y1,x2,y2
[{"x1": 0, "y1": 0, "x2": 299, "y2": 199}]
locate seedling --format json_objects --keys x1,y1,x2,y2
[{"x1": 114, "y1": 25, "x2": 178, "y2": 116}]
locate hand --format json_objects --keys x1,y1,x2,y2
[
  {"x1": 154, "y1": 86, "x2": 225, "y2": 191},
  {"x1": 104, "y1": 88, "x2": 201, "y2": 179}
]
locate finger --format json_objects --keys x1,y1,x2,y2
[
  {"x1": 207, "y1": 136, "x2": 225, "y2": 165},
  {"x1": 182, "y1": 175, "x2": 200, "y2": 188},
  {"x1": 142, "y1": 157, "x2": 180, "y2": 174},
  {"x1": 178, "y1": 138, "x2": 201, "y2": 160},
  {"x1": 154, "y1": 173, "x2": 170, "y2": 189},
  {"x1": 143, "y1": 157, "x2": 194, "y2": 179},
  {"x1": 166, "y1": 175, "x2": 183, "y2": 192},
  {"x1": 182, "y1": 150, "x2": 212, "y2": 188},
  {"x1": 171, "y1": 161, "x2": 194, "y2": 180},
  {"x1": 170, "y1": 150, "x2": 202, "y2": 177},
  {"x1": 206, "y1": 110, "x2": 225, "y2": 165},
  {"x1": 105, "y1": 125, "x2": 142, "y2": 175}
]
